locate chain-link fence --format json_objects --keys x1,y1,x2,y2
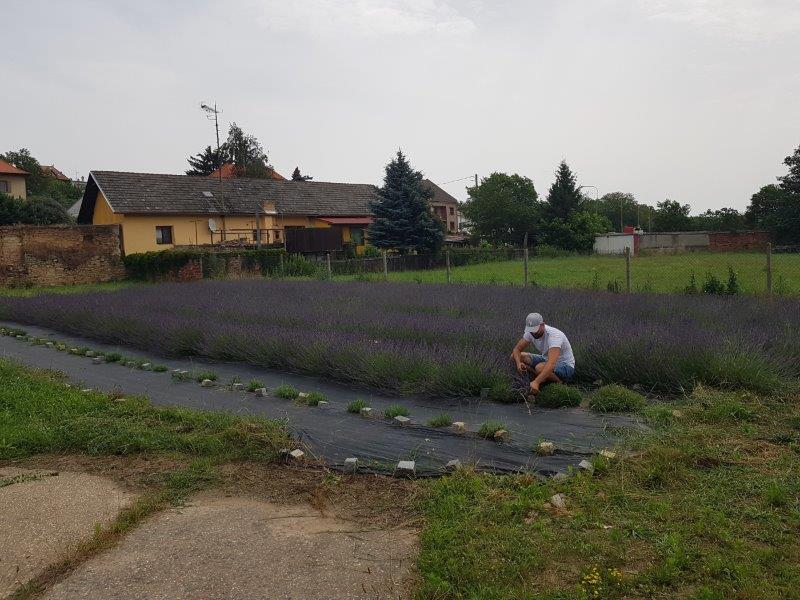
[{"x1": 318, "y1": 245, "x2": 800, "y2": 296}]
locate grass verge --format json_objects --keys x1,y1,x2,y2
[{"x1": 416, "y1": 386, "x2": 800, "y2": 599}]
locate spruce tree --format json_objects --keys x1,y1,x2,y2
[
  {"x1": 545, "y1": 160, "x2": 582, "y2": 220},
  {"x1": 291, "y1": 166, "x2": 313, "y2": 181},
  {"x1": 369, "y1": 150, "x2": 444, "y2": 254},
  {"x1": 186, "y1": 146, "x2": 224, "y2": 176}
]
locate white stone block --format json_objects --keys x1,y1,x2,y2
[
  {"x1": 200, "y1": 379, "x2": 215, "y2": 387},
  {"x1": 599, "y1": 449, "x2": 616, "y2": 460},
  {"x1": 360, "y1": 407, "x2": 372, "y2": 416},
  {"x1": 394, "y1": 415, "x2": 411, "y2": 425},
  {"x1": 344, "y1": 457, "x2": 358, "y2": 471},
  {"x1": 446, "y1": 459, "x2": 462, "y2": 471},
  {"x1": 578, "y1": 459, "x2": 594, "y2": 474},
  {"x1": 288, "y1": 449, "x2": 305, "y2": 460},
  {"x1": 232, "y1": 382, "x2": 244, "y2": 391},
  {"x1": 395, "y1": 460, "x2": 415, "y2": 477},
  {"x1": 550, "y1": 493, "x2": 567, "y2": 510},
  {"x1": 537, "y1": 441, "x2": 555, "y2": 456},
  {"x1": 451, "y1": 421, "x2": 467, "y2": 433},
  {"x1": 255, "y1": 387, "x2": 268, "y2": 397}
]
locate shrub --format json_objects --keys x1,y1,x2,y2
[
  {"x1": 478, "y1": 420, "x2": 506, "y2": 438},
  {"x1": 347, "y1": 399, "x2": 368, "y2": 413},
  {"x1": 274, "y1": 384, "x2": 299, "y2": 399},
  {"x1": 428, "y1": 413, "x2": 453, "y2": 427},
  {"x1": 702, "y1": 273, "x2": 726, "y2": 295},
  {"x1": 536, "y1": 384, "x2": 582, "y2": 408},
  {"x1": 194, "y1": 370, "x2": 217, "y2": 382},
  {"x1": 384, "y1": 404, "x2": 409, "y2": 418},
  {"x1": 247, "y1": 379, "x2": 264, "y2": 392},
  {"x1": 104, "y1": 352, "x2": 123, "y2": 363},
  {"x1": 304, "y1": 391, "x2": 325, "y2": 406},
  {"x1": 589, "y1": 385, "x2": 646, "y2": 413},
  {"x1": 152, "y1": 364, "x2": 168, "y2": 372}
]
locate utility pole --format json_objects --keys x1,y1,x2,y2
[
  {"x1": 200, "y1": 101, "x2": 226, "y2": 240},
  {"x1": 474, "y1": 174, "x2": 478, "y2": 188}
]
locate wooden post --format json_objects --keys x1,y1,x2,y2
[
  {"x1": 766, "y1": 242, "x2": 773, "y2": 297},
  {"x1": 279, "y1": 253, "x2": 284, "y2": 277},
  {"x1": 382, "y1": 251, "x2": 388, "y2": 281},
  {"x1": 523, "y1": 232, "x2": 529, "y2": 286},
  {"x1": 326, "y1": 252, "x2": 332, "y2": 280},
  {"x1": 254, "y1": 209, "x2": 261, "y2": 249},
  {"x1": 625, "y1": 246, "x2": 632, "y2": 293},
  {"x1": 445, "y1": 250, "x2": 452, "y2": 284}
]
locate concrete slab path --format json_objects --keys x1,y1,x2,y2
[{"x1": 42, "y1": 496, "x2": 417, "y2": 600}]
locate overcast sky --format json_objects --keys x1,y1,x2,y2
[{"x1": 3, "y1": 0, "x2": 799, "y2": 212}]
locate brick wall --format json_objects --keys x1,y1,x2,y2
[
  {"x1": 0, "y1": 225, "x2": 125, "y2": 287},
  {"x1": 708, "y1": 231, "x2": 771, "y2": 252}
]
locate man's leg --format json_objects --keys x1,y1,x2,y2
[{"x1": 530, "y1": 362, "x2": 563, "y2": 395}]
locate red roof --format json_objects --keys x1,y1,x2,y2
[
  {"x1": 209, "y1": 163, "x2": 286, "y2": 181},
  {"x1": 0, "y1": 159, "x2": 30, "y2": 176},
  {"x1": 318, "y1": 217, "x2": 373, "y2": 225}
]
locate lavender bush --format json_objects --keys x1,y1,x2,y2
[{"x1": 1, "y1": 280, "x2": 798, "y2": 398}]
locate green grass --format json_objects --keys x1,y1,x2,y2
[
  {"x1": 416, "y1": 386, "x2": 800, "y2": 598},
  {"x1": 384, "y1": 404, "x2": 410, "y2": 418},
  {"x1": 477, "y1": 420, "x2": 507, "y2": 438},
  {"x1": 247, "y1": 379, "x2": 264, "y2": 392},
  {"x1": 536, "y1": 383, "x2": 583, "y2": 408},
  {"x1": 274, "y1": 384, "x2": 299, "y2": 399},
  {"x1": 303, "y1": 391, "x2": 326, "y2": 406},
  {"x1": 193, "y1": 370, "x2": 217, "y2": 382},
  {"x1": 337, "y1": 252, "x2": 800, "y2": 295},
  {"x1": 0, "y1": 358, "x2": 288, "y2": 461},
  {"x1": 0, "y1": 281, "x2": 139, "y2": 298},
  {"x1": 589, "y1": 384, "x2": 647, "y2": 413},
  {"x1": 428, "y1": 413, "x2": 454, "y2": 427},
  {"x1": 347, "y1": 399, "x2": 368, "y2": 413}
]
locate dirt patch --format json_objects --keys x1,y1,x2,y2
[
  {"x1": 0, "y1": 469, "x2": 136, "y2": 598},
  {"x1": 42, "y1": 495, "x2": 418, "y2": 600}
]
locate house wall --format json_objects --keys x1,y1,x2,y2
[
  {"x1": 638, "y1": 232, "x2": 710, "y2": 252},
  {"x1": 90, "y1": 192, "x2": 367, "y2": 255},
  {"x1": 430, "y1": 202, "x2": 459, "y2": 233},
  {"x1": 0, "y1": 225, "x2": 124, "y2": 286},
  {"x1": 594, "y1": 234, "x2": 634, "y2": 255},
  {"x1": 0, "y1": 174, "x2": 27, "y2": 199}
]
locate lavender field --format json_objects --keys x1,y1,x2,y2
[{"x1": 1, "y1": 280, "x2": 798, "y2": 398}]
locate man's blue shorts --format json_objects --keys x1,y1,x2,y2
[{"x1": 526, "y1": 354, "x2": 576, "y2": 382}]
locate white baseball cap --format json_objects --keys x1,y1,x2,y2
[{"x1": 524, "y1": 312, "x2": 544, "y2": 334}]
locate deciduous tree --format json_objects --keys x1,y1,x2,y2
[{"x1": 461, "y1": 173, "x2": 540, "y2": 246}]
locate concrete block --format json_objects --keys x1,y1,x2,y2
[
  {"x1": 200, "y1": 379, "x2": 215, "y2": 388},
  {"x1": 550, "y1": 493, "x2": 567, "y2": 510},
  {"x1": 395, "y1": 460, "x2": 415, "y2": 477},
  {"x1": 451, "y1": 421, "x2": 467, "y2": 433},
  {"x1": 537, "y1": 441, "x2": 555, "y2": 456},
  {"x1": 599, "y1": 449, "x2": 616, "y2": 460},
  {"x1": 45, "y1": 342, "x2": 55, "y2": 348},
  {"x1": 578, "y1": 459, "x2": 595, "y2": 474},
  {"x1": 288, "y1": 449, "x2": 305, "y2": 461},
  {"x1": 81, "y1": 388, "x2": 93, "y2": 393},
  {"x1": 344, "y1": 457, "x2": 358, "y2": 472},
  {"x1": 232, "y1": 382, "x2": 244, "y2": 391},
  {"x1": 255, "y1": 387, "x2": 268, "y2": 397},
  {"x1": 92, "y1": 357, "x2": 104, "y2": 365},
  {"x1": 125, "y1": 361, "x2": 136, "y2": 368},
  {"x1": 394, "y1": 415, "x2": 411, "y2": 426},
  {"x1": 140, "y1": 362, "x2": 152, "y2": 370},
  {"x1": 57, "y1": 344, "x2": 66, "y2": 351},
  {"x1": 553, "y1": 472, "x2": 569, "y2": 481},
  {"x1": 15, "y1": 335, "x2": 24, "y2": 340},
  {"x1": 69, "y1": 348, "x2": 80, "y2": 354},
  {"x1": 360, "y1": 407, "x2": 372, "y2": 416},
  {"x1": 317, "y1": 400, "x2": 328, "y2": 405},
  {"x1": 297, "y1": 392, "x2": 309, "y2": 399},
  {"x1": 85, "y1": 350, "x2": 95, "y2": 357},
  {"x1": 445, "y1": 459, "x2": 462, "y2": 471},
  {"x1": 171, "y1": 369, "x2": 181, "y2": 375}
]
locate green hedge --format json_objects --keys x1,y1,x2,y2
[{"x1": 123, "y1": 248, "x2": 319, "y2": 281}]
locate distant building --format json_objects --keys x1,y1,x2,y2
[
  {"x1": 0, "y1": 159, "x2": 29, "y2": 199},
  {"x1": 422, "y1": 179, "x2": 461, "y2": 234},
  {"x1": 208, "y1": 163, "x2": 286, "y2": 181},
  {"x1": 594, "y1": 228, "x2": 771, "y2": 256},
  {"x1": 40, "y1": 165, "x2": 71, "y2": 182}
]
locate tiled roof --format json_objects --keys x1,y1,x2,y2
[
  {"x1": 82, "y1": 171, "x2": 376, "y2": 218},
  {"x1": 422, "y1": 178, "x2": 458, "y2": 205},
  {"x1": 41, "y1": 165, "x2": 71, "y2": 181},
  {"x1": 208, "y1": 163, "x2": 286, "y2": 181},
  {"x1": 0, "y1": 159, "x2": 30, "y2": 176}
]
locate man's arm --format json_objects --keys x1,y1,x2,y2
[
  {"x1": 510, "y1": 338, "x2": 529, "y2": 373},
  {"x1": 532, "y1": 347, "x2": 561, "y2": 386}
]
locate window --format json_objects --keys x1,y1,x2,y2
[
  {"x1": 350, "y1": 228, "x2": 365, "y2": 245},
  {"x1": 449, "y1": 222, "x2": 455, "y2": 232},
  {"x1": 449, "y1": 206, "x2": 454, "y2": 215},
  {"x1": 155, "y1": 226, "x2": 173, "y2": 245},
  {"x1": 0, "y1": 181, "x2": 8, "y2": 193}
]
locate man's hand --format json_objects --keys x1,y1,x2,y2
[
  {"x1": 529, "y1": 380, "x2": 540, "y2": 395},
  {"x1": 516, "y1": 360, "x2": 527, "y2": 374}
]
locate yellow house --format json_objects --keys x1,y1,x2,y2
[
  {"x1": 77, "y1": 171, "x2": 376, "y2": 255},
  {"x1": 0, "y1": 159, "x2": 29, "y2": 199}
]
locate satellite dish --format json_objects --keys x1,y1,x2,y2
[{"x1": 208, "y1": 218, "x2": 218, "y2": 232}]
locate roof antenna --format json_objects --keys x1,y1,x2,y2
[{"x1": 200, "y1": 101, "x2": 227, "y2": 221}]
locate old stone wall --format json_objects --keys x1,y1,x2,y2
[
  {"x1": 0, "y1": 225, "x2": 125, "y2": 287},
  {"x1": 708, "y1": 231, "x2": 771, "y2": 252}
]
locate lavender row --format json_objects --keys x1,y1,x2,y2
[{"x1": 1, "y1": 280, "x2": 798, "y2": 397}]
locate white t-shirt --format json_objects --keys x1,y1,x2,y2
[{"x1": 523, "y1": 325, "x2": 575, "y2": 368}]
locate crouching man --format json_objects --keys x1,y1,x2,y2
[{"x1": 510, "y1": 312, "x2": 576, "y2": 396}]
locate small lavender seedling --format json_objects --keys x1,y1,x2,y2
[
  {"x1": 478, "y1": 420, "x2": 507, "y2": 439},
  {"x1": 274, "y1": 384, "x2": 299, "y2": 399},
  {"x1": 247, "y1": 379, "x2": 265, "y2": 393},
  {"x1": 428, "y1": 413, "x2": 453, "y2": 427},
  {"x1": 193, "y1": 370, "x2": 218, "y2": 383},
  {"x1": 384, "y1": 404, "x2": 410, "y2": 418},
  {"x1": 303, "y1": 391, "x2": 326, "y2": 406},
  {"x1": 347, "y1": 399, "x2": 368, "y2": 414}
]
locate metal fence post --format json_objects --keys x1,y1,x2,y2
[
  {"x1": 279, "y1": 253, "x2": 284, "y2": 277},
  {"x1": 326, "y1": 252, "x2": 332, "y2": 280},
  {"x1": 523, "y1": 232, "x2": 529, "y2": 286},
  {"x1": 625, "y1": 246, "x2": 632, "y2": 293},
  {"x1": 766, "y1": 242, "x2": 773, "y2": 297},
  {"x1": 382, "y1": 251, "x2": 388, "y2": 281},
  {"x1": 446, "y1": 250, "x2": 451, "y2": 284}
]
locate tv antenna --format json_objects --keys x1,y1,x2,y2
[{"x1": 200, "y1": 101, "x2": 227, "y2": 218}]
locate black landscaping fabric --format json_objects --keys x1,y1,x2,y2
[{"x1": 0, "y1": 323, "x2": 645, "y2": 476}]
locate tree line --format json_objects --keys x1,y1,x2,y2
[{"x1": 0, "y1": 148, "x2": 78, "y2": 226}]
